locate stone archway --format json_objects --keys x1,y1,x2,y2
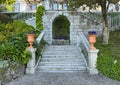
[
  {"x1": 43, "y1": 11, "x2": 81, "y2": 45},
  {"x1": 52, "y1": 15, "x2": 70, "y2": 45}
]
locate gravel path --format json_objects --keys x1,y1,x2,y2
[{"x1": 6, "y1": 72, "x2": 120, "y2": 85}]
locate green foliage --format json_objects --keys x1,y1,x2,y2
[
  {"x1": 0, "y1": 20, "x2": 34, "y2": 43},
  {"x1": 1, "y1": 0, "x2": 15, "y2": 4},
  {"x1": 0, "y1": 20, "x2": 35, "y2": 64},
  {"x1": 0, "y1": 0, "x2": 15, "y2": 12},
  {"x1": 5, "y1": 4, "x2": 14, "y2": 12},
  {"x1": 36, "y1": 6, "x2": 45, "y2": 31},
  {"x1": 52, "y1": 15, "x2": 70, "y2": 39},
  {"x1": 0, "y1": 13, "x2": 13, "y2": 24},
  {"x1": 108, "y1": 12, "x2": 120, "y2": 18},
  {"x1": 0, "y1": 20, "x2": 36, "y2": 83},
  {"x1": 96, "y1": 29, "x2": 120, "y2": 80}
]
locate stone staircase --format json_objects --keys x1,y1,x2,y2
[{"x1": 37, "y1": 45, "x2": 87, "y2": 72}]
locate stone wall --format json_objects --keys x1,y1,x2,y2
[
  {"x1": 0, "y1": 65, "x2": 25, "y2": 85},
  {"x1": 42, "y1": 11, "x2": 103, "y2": 45}
]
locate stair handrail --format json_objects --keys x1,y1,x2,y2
[
  {"x1": 36, "y1": 31, "x2": 45, "y2": 44},
  {"x1": 77, "y1": 31, "x2": 90, "y2": 64}
]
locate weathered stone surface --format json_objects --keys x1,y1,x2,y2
[
  {"x1": 0, "y1": 65, "x2": 25, "y2": 84},
  {"x1": 5, "y1": 72, "x2": 120, "y2": 85},
  {"x1": 43, "y1": 11, "x2": 81, "y2": 45}
]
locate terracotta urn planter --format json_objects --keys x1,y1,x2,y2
[
  {"x1": 88, "y1": 31, "x2": 97, "y2": 50},
  {"x1": 27, "y1": 34, "x2": 35, "y2": 48}
]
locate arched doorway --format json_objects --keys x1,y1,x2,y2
[{"x1": 52, "y1": 15, "x2": 70, "y2": 45}]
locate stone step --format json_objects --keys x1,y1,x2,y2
[
  {"x1": 42, "y1": 52, "x2": 80, "y2": 55},
  {"x1": 38, "y1": 45, "x2": 87, "y2": 73},
  {"x1": 38, "y1": 65, "x2": 85, "y2": 69},
  {"x1": 38, "y1": 66, "x2": 86, "y2": 71},
  {"x1": 42, "y1": 56, "x2": 81, "y2": 58},
  {"x1": 42, "y1": 54, "x2": 80, "y2": 56},
  {"x1": 41, "y1": 58, "x2": 83, "y2": 62},
  {"x1": 44, "y1": 48, "x2": 78, "y2": 51},
  {"x1": 37, "y1": 70, "x2": 85, "y2": 73},
  {"x1": 39, "y1": 62, "x2": 85, "y2": 66},
  {"x1": 43, "y1": 49, "x2": 80, "y2": 52},
  {"x1": 45, "y1": 45, "x2": 77, "y2": 48},
  {"x1": 41, "y1": 57, "x2": 83, "y2": 60}
]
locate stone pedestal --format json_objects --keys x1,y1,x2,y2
[
  {"x1": 87, "y1": 49, "x2": 99, "y2": 74},
  {"x1": 26, "y1": 48, "x2": 36, "y2": 74}
]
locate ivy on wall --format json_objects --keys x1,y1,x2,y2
[
  {"x1": 36, "y1": 6, "x2": 45, "y2": 31},
  {"x1": 52, "y1": 15, "x2": 70, "y2": 40}
]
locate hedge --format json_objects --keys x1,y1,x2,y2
[{"x1": 36, "y1": 6, "x2": 45, "y2": 31}]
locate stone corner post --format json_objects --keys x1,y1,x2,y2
[
  {"x1": 26, "y1": 48, "x2": 37, "y2": 74},
  {"x1": 87, "y1": 49, "x2": 99, "y2": 74}
]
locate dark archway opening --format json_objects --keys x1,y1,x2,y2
[{"x1": 52, "y1": 15, "x2": 70, "y2": 42}]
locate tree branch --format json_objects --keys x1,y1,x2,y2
[{"x1": 107, "y1": 1, "x2": 110, "y2": 11}]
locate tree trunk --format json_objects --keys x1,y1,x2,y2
[{"x1": 101, "y1": 1, "x2": 109, "y2": 44}]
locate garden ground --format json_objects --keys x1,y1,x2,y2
[{"x1": 6, "y1": 72, "x2": 120, "y2": 85}]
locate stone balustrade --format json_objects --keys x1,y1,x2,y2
[{"x1": 77, "y1": 31, "x2": 99, "y2": 74}]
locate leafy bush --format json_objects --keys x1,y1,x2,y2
[
  {"x1": 0, "y1": 20, "x2": 35, "y2": 63},
  {"x1": 0, "y1": 20, "x2": 47, "y2": 83},
  {"x1": 36, "y1": 6, "x2": 45, "y2": 31},
  {"x1": 0, "y1": 20, "x2": 38, "y2": 83},
  {"x1": 52, "y1": 15, "x2": 70, "y2": 40},
  {"x1": 96, "y1": 29, "x2": 120, "y2": 80},
  {"x1": 0, "y1": 20, "x2": 34, "y2": 43}
]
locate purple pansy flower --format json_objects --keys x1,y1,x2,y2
[{"x1": 88, "y1": 31, "x2": 97, "y2": 35}]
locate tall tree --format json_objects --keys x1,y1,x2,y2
[
  {"x1": 68, "y1": 0, "x2": 119, "y2": 44},
  {"x1": 24, "y1": 0, "x2": 42, "y2": 4},
  {"x1": 0, "y1": 0, "x2": 15, "y2": 4},
  {"x1": 0, "y1": 0, "x2": 15, "y2": 12}
]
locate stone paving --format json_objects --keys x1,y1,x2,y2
[{"x1": 6, "y1": 72, "x2": 120, "y2": 85}]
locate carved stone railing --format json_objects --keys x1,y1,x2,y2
[
  {"x1": 77, "y1": 31, "x2": 99, "y2": 74},
  {"x1": 77, "y1": 31, "x2": 90, "y2": 65},
  {"x1": 12, "y1": 12, "x2": 35, "y2": 21},
  {"x1": 88, "y1": 12, "x2": 102, "y2": 24},
  {"x1": 88, "y1": 12, "x2": 120, "y2": 30},
  {"x1": 26, "y1": 31, "x2": 45, "y2": 74},
  {"x1": 109, "y1": 15, "x2": 120, "y2": 30}
]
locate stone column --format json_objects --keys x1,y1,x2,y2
[
  {"x1": 26, "y1": 48, "x2": 36, "y2": 74},
  {"x1": 14, "y1": 0, "x2": 20, "y2": 12},
  {"x1": 15, "y1": 0, "x2": 28, "y2": 12},
  {"x1": 58, "y1": 3, "x2": 62, "y2": 10},
  {"x1": 87, "y1": 49, "x2": 99, "y2": 74},
  {"x1": 45, "y1": 0, "x2": 50, "y2": 10}
]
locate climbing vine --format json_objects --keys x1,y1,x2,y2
[{"x1": 36, "y1": 6, "x2": 45, "y2": 31}]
